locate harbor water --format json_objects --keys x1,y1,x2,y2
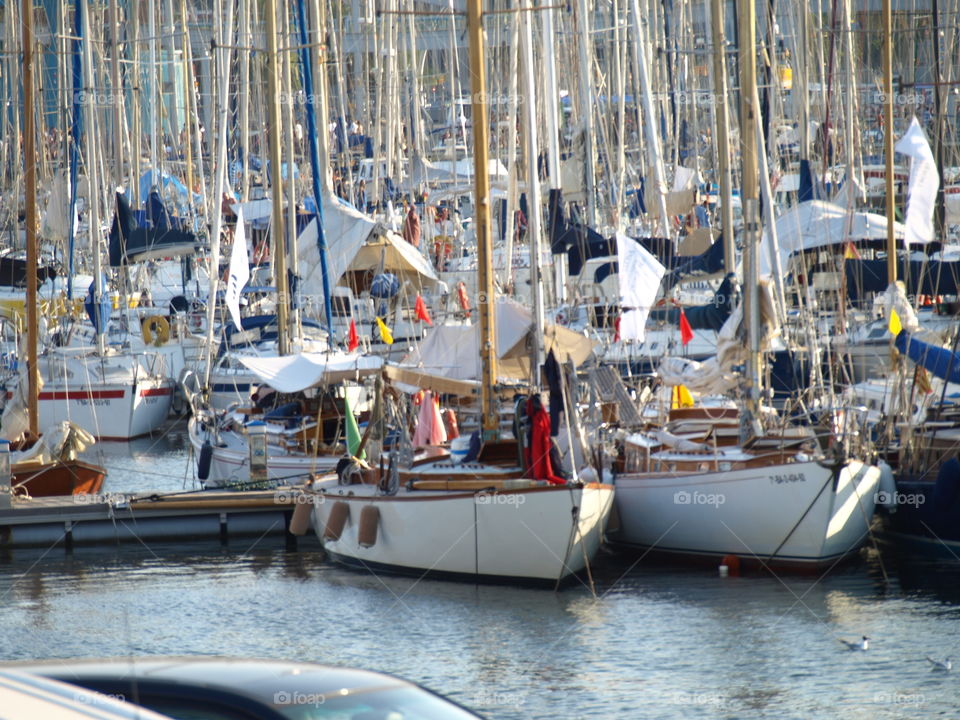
[{"x1": 1, "y1": 422, "x2": 959, "y2": 719}]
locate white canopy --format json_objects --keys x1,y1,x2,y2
[
  {"x1": 400, "y1": 298, "x2": 596, "y2": 382},
  {"x1": 760, "y1": 200, "x2": 906, "y2": 277},
  {"x1": 297, "y1": 192, "x2": 379, "y2": 291},
  {"x1": 238, "y1": 352, "x2": 383, "y2": 393},
  {"x1": 297, "y1": 193, "x2": 438, "y2": 292}
]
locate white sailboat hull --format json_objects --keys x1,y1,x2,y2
[
  {"x1": 311, "y1": 483, "x2": 615, "y2": 584},
  {"x1": 188, "y1": 416, "x2": 340, "y2": 486},
  {"x1": 36, "y1": 377, "x2": 174, "y2": 440},
  {"x1": 612, "y1": 460, "x2": 880, "y2": 567}
]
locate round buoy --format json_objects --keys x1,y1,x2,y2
[{"x1": 720, "y1": 554, "x2": 741, "y2": 576}]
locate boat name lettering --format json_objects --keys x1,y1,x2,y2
[
  {"x1": 770, "y1": 472, "x2": 806, "y2": 484},
  {"x1": 76, "y1": 398, "x2": 109, "y2": 407}
]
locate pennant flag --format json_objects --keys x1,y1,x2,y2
[
  {"x1": 843, "y1": 241, "x2": 861, "y2": 260},
  {"x1": 888, "y1": 308, "x2": 902, "y2": 336},
  {"x1": 894, "y1": 117, "x2": 939, "y2": 245},
  {"x1": 376, "y1": 316, "x2": 394, "y2": 344},
  {"x1": 671, "y1": 385, "x2": 694, "y2": 409},
  {"x1": 344, "y1": 393, "x2": 365, "y2": 459},
  {"x1": 679, "y1": 309, "x2": 694, "y2": 346},
  {"x1": 225, "y1": 205, "x2": 250, "y2": 331},
  {"x1": 914, "y1": 365, "x2": 933, "y2": 395},
  {"x1": 347, "y1": 318, "x2": 359, "y2": 352},
  {"x1": 414, "y1": 294, "x2": 433, "y2": 325}
]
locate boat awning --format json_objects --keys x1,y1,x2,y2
[{"x1": 238, "y1": 352, "x2": 383, "y2": 393}]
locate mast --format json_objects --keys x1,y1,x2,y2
[
  {"x1": 882, "y1": 0, "x2": 896, "y2": 284},
  {"x1": 541, "y1": 0, "x2": 565, "y2": 302},
  {"x1": 466, "y1": 0, "x2": 498, "y2": 441},
  {"x1": 710, "y1": 0, "x2": 735, "y2": 274},
  {"x1": 266, "y1": 0, "x2": 289, "y2": 354},
  {"x1": 295, "y1": 0, "x2": 333, "y2": 336},
  {"x1": 109, "y1": 0, "x2": 123, "y2": 186},
  {"x1": 520, "y1": 0, "x2": 545, "y2": 384},
  {"x1": 201, "y1": 0, "x2": 235, "y2": 391},
  {"x1": 574, "y1": 0, "x2": 596, "y2": 226},
  {"x1": 629, "y1": 0, "x2": 670, "y2": 236},
  {"x1": 22, "y1": 0, "x2": 38, "y2": 436},
  {"x1": 81, "y1": 0, "x2": 105, "y2": 356},
  {"x1": 738, "y1": 0, "x2": 761, "y2": 428}
]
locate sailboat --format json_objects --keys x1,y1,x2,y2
[
  {"x1": 8, "y1": 0, "x2": 105, "y2": 497},
  {"x1": 301, "y1": 0, "x2": 614, "y2": 585},
  {"x1": 606, "y1": 0, "x2": 880, "y2": 569}
]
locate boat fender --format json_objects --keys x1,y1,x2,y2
[
  {"x1": 197, "y1": 440, "x2": 213, "y2": 481},
  {"x1": 358, "y1": 505, "x2": 379, "y2": 548},
  {"x1": 323, "y1": 501, "x2": 350, "y2": 540},
  {"x1": 142, "y1": 315, "x2": 170, "y2": 346},
  {"x1": 876, "y1": 461, "x2": 897, "y2": 511},
  {"x1": 456, "y1": 281, "x2": 471, "y2": 316},
  {"x1": 289, "y1": 499, "x2": 313, "y2": 536}
]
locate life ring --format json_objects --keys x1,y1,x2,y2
[{"x1": 142, "y1": 315, "x2": 170, "y2": 346}]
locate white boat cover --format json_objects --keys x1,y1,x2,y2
[
  {"x1": 760, "y1": 200, "x2": 905, "y2": 277},
  {"x1": 238, "y1": 352, "x2": 384, "y2": 393},
  {"x1": 296, "y1": 192, "x2": 438, "y2": 293},
  {"x1": 399, "y1": 298, "x2": 596, "y2": 382}
]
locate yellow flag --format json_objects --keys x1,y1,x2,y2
[
  {"x1": 888, "y1": 308, "x2": 902, "y2": 336},
  {"x1": 376, "y1": 316, "x2": 394, "y2": 345},
  {"x1": 671, "y1": 384, "x2": 694, "y2": 409}
]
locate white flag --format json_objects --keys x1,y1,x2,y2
[
  {"x1": 894, "y1": 117, "x2": 939, "y2": 245},
  {"x1": 616, "y1": 232, "x2": 666, "y2": 342},
  {"x1": 226, "y1": 205, "x2": 250, "y2": 331}
]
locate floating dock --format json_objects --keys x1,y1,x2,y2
[{"x1": 0, "y1": 490, "x2": 313, "y2": 550}]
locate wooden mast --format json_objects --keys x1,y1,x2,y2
[
  {"x1": 22, "y1": 0, "x2": 38, "y2": 437},
  {"x1": 738, "y1": 0, "x2": 762, "y2": 429},
  {"x1": 466, "y1": 0, "x2": 498, "y2": 441}
]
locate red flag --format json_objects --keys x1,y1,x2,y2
[
  {"x1": 347, "y1": 318, "x2": 359, "y2": 352},
  {"x1": 679, "y1": 309, "x2": 694, "y2": 346},
  {"x1": 614, "y1": 315, "x2": 621, "y2": 342},
  {"x1": 414, "y1": 293, "x2": 433, "y2": 326}
]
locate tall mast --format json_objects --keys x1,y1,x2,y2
[
  {"x1": 882, "y1": 0, "x2": 896, "y2": 284},
  {"x1": 520, "y1": 0, "x2": 544, "y2": 385},
  {"x1": 22, "y1": 0, "x2": 38, "y2": 436},
  {"x1": 266, "y1": 0, "x2": 289, "y2": 354},
  {"x1": 738, "y1": 0, "x2": 761, "y2": 426},
  {"x1": 629, "y1": 0, "x2": 669, "y2": 236},
  {"x1": 574, "y1": 0, "x2": 596, "y2": 226},
  {"x1": 296, "y1": 0, "x2": 333, "y2": 336},
  {"x1": 466, "y1": 0, "x2": 498, "y2": 441},
  {"x1": 710, "y1": 0, "x2": 735, "y2": 274},
  {"x1": 109, "y1": 0, "x2": 123, "y2": 186},
  {"x1": 82, "y1": 0, "x2": 105, "y2": 355}
]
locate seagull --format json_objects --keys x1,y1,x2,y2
[
  {"x1": 839, "y1": 636, "x2": 869, "y2": 651},
  {"x1": 926, "y1": 656, "x2": 952, "y2": 672}
]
